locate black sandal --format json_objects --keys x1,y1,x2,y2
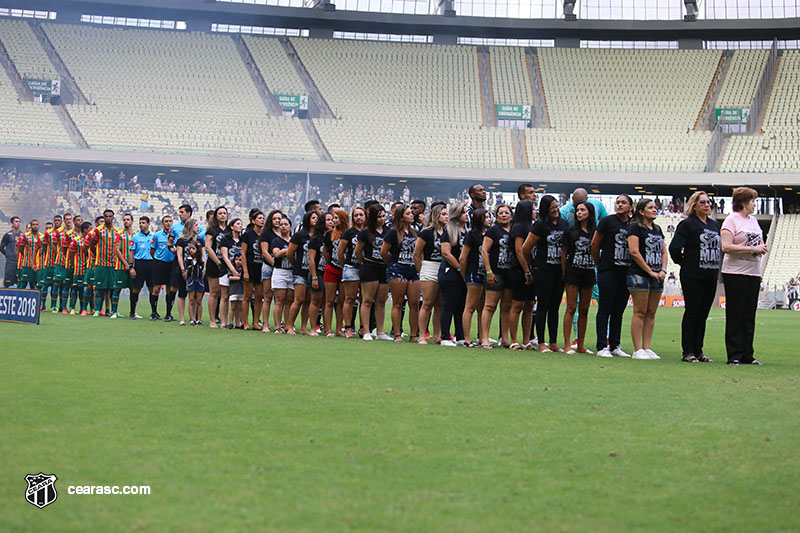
[
  {"x1": 696, "y1": 354, "x2": 713, "y2": 363},
  {"x1": 727, "y1": 360, "x2": 741, "y2": 366},
  {"x1": 464, "y1": 341, "x2": 479, "y2": 348},
  {"x1": 682, "y1": 355, "x2": 700, "y2": 363}
]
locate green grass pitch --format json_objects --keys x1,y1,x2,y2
[{"x1": 1, "y1": 303, "x2": 798, "y2": 531}]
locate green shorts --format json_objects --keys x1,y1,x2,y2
[
  {"x1": 19, "y1": 267, "x2": 38, "y2": 285},
  {"x1": 73, "y1": 274, "x2": 85, "y2": 289},
  {"x1": 54, "y1": 265, "x2": 69, "y2": 282},
  {"x1": 94, "y1": 266, "x2": 116, "y2": 291},
  {"x1": 39, "y1": 265, "x2": 54, "y2": 286},
  {"x1": 84, "y1": 268, "x2": 95, "y2": 288},
  {"x1": 114, "y1": 269, "x2": 131, "y2": 289}
]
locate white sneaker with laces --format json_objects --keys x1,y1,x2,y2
[
  {"x1": 362, "y1": 333, "x2": 374, "y2": 341},
  {"x1": 611, "y1": 347, "x2": 631, "y2": 358},
  {"x1": 456, "y1": 340, "x2": 466, "y2": 347},
  {"x1": 131, "y1": 313, "x2": 143, "y2": 319},
  {"x1": 597, "y1": 348, "x2": 613, "y2": 358},
  {"x1": 110, "y1": 313, "x2": 118, "y2": 319},
  {"x1": 632, "y1": 349, "x2": 650, "y2": 360},
  {"x1": 440, "y1": 340, "x2": 457, "y2": 347},
  {"x1": 376, "y1": 333, "x2": 394, "y2": 341},
  {"x1": 645, "y1": 349, "x2": 661, "y2": 360}
]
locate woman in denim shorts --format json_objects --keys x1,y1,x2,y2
[
  {"x1": 481, "y1": 204, "x2": 514, "y2": 348},
  {"x1": 259, "y1": 209, "x2": 283, "y2": 332},
  {"x1": 460, "y1": 208, "x2": 489, "y2": 347},
  {"x1": 268, "y1": 217, "x2": 293, "y2": 333},
  {"x1": 286, "y1": 211, "x2": 319, "y2": 335},
  {"x1": 338, "y1": 207, "x2": 366, "y2": 338},
  {"x1": 627, "y1": 198, "x2": 667, "y2": 360},
  {"x1": 381, "y1": 204, "x2": 421, "y2": 342}
]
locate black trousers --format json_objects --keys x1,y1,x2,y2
[
  {"x1": 595, "y1": 268, "x2": 629, "y2": 351},
  {"x1": 680, "y1": 275, "x2": 718, "y2": 357},
  {"x1": 722, "y1": 273, "x2": 760, "y2": 363},
  {"x1": 534, "y1": 268, "x2": 564, "y2": 345},
  {"x1": 439, "y1": 267, "x2": 466, "y2": 341}
]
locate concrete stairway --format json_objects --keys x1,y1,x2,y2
[
  {"x1": 477, "y1": 46, "x2": 497, "y2": 127},
  {"x1": 525, "y1": 48, "x2": 550, "y2": 128},
  {"x1": 55, "y1": 105, "x2": 88, "y2": 148},
  {"x1": 510, "y1": 129, "x2": 528, "y2": 168},
  {"x1": 697, "y1": 52, "x2": 732, "y2": 130},
  {"x1": 0, "y1": 38, "x2": 32, "y2": 101},
  {"x1": 280, "y1": 37, "x2": 335, "y2": 120},
  {"x1": 30, "y1": 21, "x2": 88, "y2": 105},
  {"x1": 301, "y1": 119, "x2": 333, "y2": 161},
  {"x1": 232, "y1": 34, "x2": 283, "y2": 116}
]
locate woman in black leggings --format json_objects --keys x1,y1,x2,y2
[
  {"x1": 438, "y1": 203, "x2": 468, "y2": 347},
  {"x1": 523, "y1": 195, "x2": 569, "y2": 352}
]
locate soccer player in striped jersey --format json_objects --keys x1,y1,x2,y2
[
  {"x1": 111, "y1": 214, "x2": 135, "y2": 318},
  {"x1": 40, "y1": 215, "x2": 62, "y2": 310},
  {"x1": 69, "y1": 220, "x2": 92, "y2": 314},
  {"x1": 89, "y1": 210, "x2": 122, "y2": 318},
  {"x1": 16, "y1": 220, "x2": 42, "y2": 290},
  {"x1": 54, "y1": 213, "x2": 75, "y2": 313}
]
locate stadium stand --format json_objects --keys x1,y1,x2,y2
[
  {"x1": 762, "y1": 213, "x2": 800, "y2": 290},
  {"x1": 291, "y1": 38, "x2": 514, "y2": 168},
  {"x1": 526, "y1": 48, "x2": 719, "y2": 172},
  {"x1": 716, "y1": 49, "x2": 769, "y2": 109},
  {"x1": 41, "y1": 24, "x2": 318, "y2": 160},
  {"x1": 489, "y1": 46, "x2": 533, "y2": 107},
  {"x1": 0, "y1": 73, "x2": 75, "y2": 149},
  {"x1": 0, "y1": 19, "x2": 56, "y2": 79},
  {"x1": 241, "y1": 35, "x2": 306, "y2": 96},
  {"x1": 720, "y1": 51, "x2": 800, "y2": 173}
]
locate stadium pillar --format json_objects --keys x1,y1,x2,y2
[{"x1": 679, "y1": 39, "x2": 703, "y2": 49}]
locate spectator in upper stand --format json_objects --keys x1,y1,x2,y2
[
  {"x1": 118, "y1": 171, "x2": 126, "y2": 189},
  {"x1": 94, "y1": 169, "x2": 103, "y2": 188},
  {"x1": 560, "y1": 188, "x2": 608, "y2": 227},
  {"x1": 154, "y1": 175, "x2": 162, "y2": 191}
]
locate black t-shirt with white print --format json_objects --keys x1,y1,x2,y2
[
  {"x1": 596, "y1": 215, "x2": 631, "y2": 272},
  {"x1": 485, "y1": 224, "x2": 512, "y2": 271},
  {"x1": 290, "y1": 230, "x2": 311, "y2": 277},
  {"x1": 418, "y1": 228, "x2": 442, "y2": 262},
  {"x1": 383, "y1": 228, "x2": 417, "y2": 265},
  {"x1": 270, "y1": 236, "x2": 291, "y2": 270},
  {"x1": 672, "y1": 215, "x2": 720, "y2": 279},
  {"x1": 323, "y1": 230, "x2": 342, "y2": 270},
  {"x1": 628, "y1": 223, "x2": 664, "y2": 276},
  {"x1": 340, "y1": 227, "x2": 360, "y2": 267},
  {"x1": 357, "y1": 228, "x2": 385, "y2": 264},
  {"x1": 530, "y1": 218, "x2": 569, "y2": 271},
  {"x1": 564, "y1": 227, "x2": 595, "y2": 272}
]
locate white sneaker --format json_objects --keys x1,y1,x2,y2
[
  {"x1": 109, "y1": 313, "x2": 118, "y2": 319},
  {"x1": 632, "y1": 349, "x2": 650, "y2": 360},
  {"x1": 645, "y1": 349, "x2": 661, "y2": 360},
  {"x1": 456, "y1": 340, "x2": 466, "y2": 347},
  {"x1": 611, "y1": 347, "x2": 631, "y2": 358},
  {"x1": 440, "y1": 340, "x2": 457, "y2": 347},
  {"x1": 376, "y1": 333, "x2": 394, "y2": 341},
  {"x1": 488, "y1": 337, "x2": 498, "y2": 345},
  {"x1": 362, "y1": 333, "x2": 374, "y2": 341},
  {"x1": 597, "y1": 347, "x2": 613, "y2": 358},
  {"x1": 130, "y1": 313, "x2": 143, "y2": 319}
]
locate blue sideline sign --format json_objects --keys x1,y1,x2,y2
[{"x1": 0, "y1": 288, "x2": 41, "y2": 325}]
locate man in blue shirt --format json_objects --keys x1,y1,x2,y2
[
  {"x1": 130, "y1": 216, "x2": 155, "y2": 319},
  {"x1": 149, "y1": 215, "x2": 179, "y2": 321},
  {"x1": 560, "y1": 188, "x2": 608, "y2": 226}
]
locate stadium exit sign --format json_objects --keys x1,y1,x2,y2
[
  {"x1": 496, "y1": 104, "x2": 532, "y2": 120},
  {"x1": 716, "y1": 107, "x2": 750, "y2": 124},
  {"x1": 276, "y1": 94, "x2": 309, "y2": 111}
]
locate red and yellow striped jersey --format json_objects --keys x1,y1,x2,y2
[
  {"x1": 70, "y1": 233, "x2": 89, "y2": 277},
  {"x1": 55, "y1": 227, "x2": 73, "y2": 267},
  {"x1": 17, "y1": 231, "x2": 42, "y2": 269},
  {"x1": 42, "y1": 228, "x2": 57, "y2": 267},
  {"x1": 115, "y1": 231, "x2": 134, "y2": 270},
  {"x1": 91, "y1": 227, "x2": 120, "y2": 268},
  {"x1": 63, "y1": 230, "x2": 78, "y2": 269}
]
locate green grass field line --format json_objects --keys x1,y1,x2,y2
[{"x1": 1, "y1": 307, "x2": 798, "y2": 531}]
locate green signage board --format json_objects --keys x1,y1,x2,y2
[
  {"x1": 23, "y1": 78, "x2": 60, "y2": 96},
  {"x1": 276, "y1": 94, "x2": 309, "y2": 111},
  {"x1": 715, "y1": 107, "x2": 750, "y2": 124},
  {"x1": 496, "y1": 104, "x2": 532, "y2": 120}
]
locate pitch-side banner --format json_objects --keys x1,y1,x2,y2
[{"x1": 0, "y1": 288, "x2": 40, "y2": 325}]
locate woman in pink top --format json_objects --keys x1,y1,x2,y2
[{"x1": 721, "y1": 187, "x2": 768, "y2": 365}]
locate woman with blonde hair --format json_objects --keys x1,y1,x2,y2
[
  {"x1": 669, "y1": 190, "x2": 721, "y2": 363},
  {"x1": 438, "y1": 203, "x2": 468, "y2": 346},
  {"x1": 720, "y1": 187, "x2": 767, "y2": 365},
  {"x1": 414, "y1": 203, "x2": 447, "y2": 344}
]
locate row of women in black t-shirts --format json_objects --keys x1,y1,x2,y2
[{"x1": 198, "y1": 194, "x2": 722, "y2": 360}]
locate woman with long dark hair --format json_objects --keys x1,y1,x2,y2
[
  {"x1": 241, "y1": 209, "x2": 264, "y2": 331},
  {"x1": 481, "y1": 205, "x2": 514, "y2": 348},
  {"x1": 219, "y1": 217, "x2": 243, "y2": 329},
  {"x1": 259, "y1": 209, "x2": 283, "y2": 332},
  {"x1": 355, "y1": 204, "x2": 391, "y2": 341},
  {"x1": 286, "y1": 211, "x2": 318, "y2": 335},
  {"x1": 460, "y1": 208, "x2": 489, "y2": 347},
  {"x1": 523, "y1": 195, "x2": 569, "y2": 352},
  {"x1": 269, "y1": 216, "x2": 293, "y2": 333},
  {"x1": 508, "y1": 200, "x2": 536, "y2": 350},
  {"x1": 669, "y1": 191, "x2": 721, "y2": 363},
  {"x1": 591, "y1": 194, "x2": 633, "y2": 358},
  {"x1": 307, "y1": 212, "x2": 333, "y2": 336},
  {"x1": 381, "y1": 203, "x2": 421, "y2": 342},
  {"x1": 323, "y1": 208, "x2": 349, "y2": 336},
  {"x1": 175, "y1": 218, "x2": 200, "y2": 326},
  {"x1": 414, "y1": 203, "x2": 446, "y2": 345},
  {"x1": 561, "y1": 201, "x2": 596, "y2": 354},
  {"x1": 338, "y1": 206, "x2": 365, "y2": 338},
  {"x1": 627, "y1": 198, "x2": 667, "y2": 360},
  {"x1": 204, "y1": 206, "x2": 228, "y2": 328},
  {"x1": 439, "y1": 203, "x2": 468, "y2": 347}
]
